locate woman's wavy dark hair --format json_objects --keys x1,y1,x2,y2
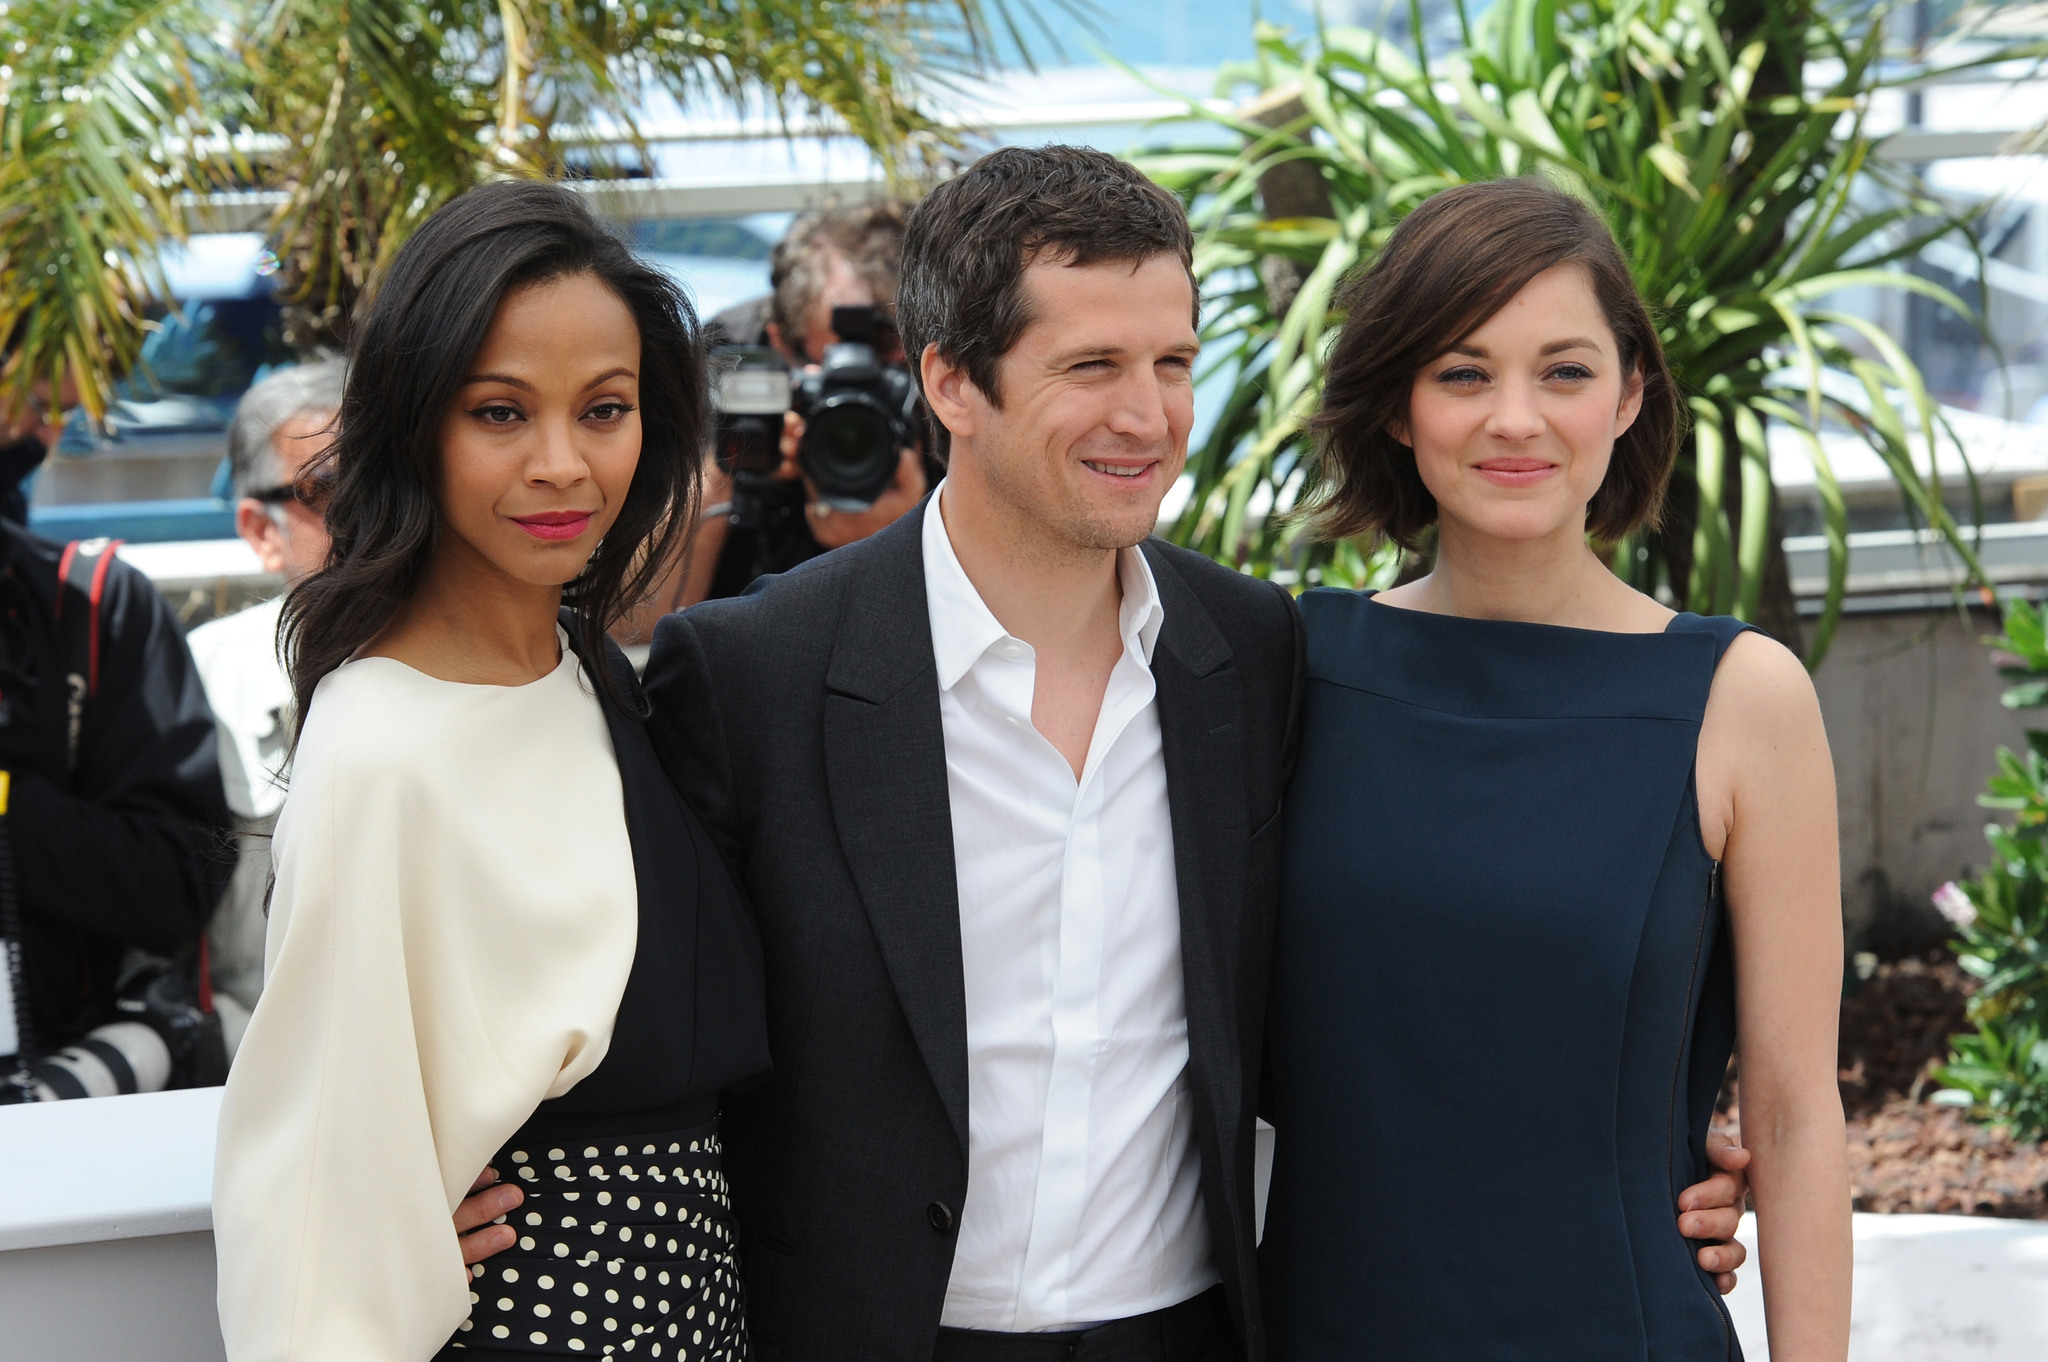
[
  {"x1": 1303, "y1": 178, "x2": 1679, "y2": 549},
  {"x1": 281, "y1": 179, "x2": 706, "y2": 743}
]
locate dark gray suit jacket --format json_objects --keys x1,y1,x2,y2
[{"x1": 644, "y1": 501, "x2": 1302, "y2": 1361}]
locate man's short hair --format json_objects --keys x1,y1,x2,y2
[
  {"x1": 897, "y1": 145, "x2": 1194, "y2": 455},
  {"x1": 768, "y1": 200, "x2": 910, "y2": 348},
  {"x1": 225, "y1": 359, "x2": 346, "y2": 499}
]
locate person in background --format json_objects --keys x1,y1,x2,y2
[
  {"x1": 616, "y1": 202, "x2": 927, "y2": 642},
  {"x1": 709, "y1": 198, "x2": 910, "y2": 366},
  {"x1": 0, "y1": 378, "x2": 234, "y2": 1097},
  {"x1": 0, "y1": 367, "x2": 70, "y2": 524},
  {"x1": 183, "y1": 358, "x2": 344, "y2": 1053}
]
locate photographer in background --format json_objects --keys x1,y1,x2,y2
[
  {"x1": 0, "y1": 378, "x2": 234, "y2": 1102},
  {"x1": 618, "y1": 202, "x2": 931, "y2": 641},
  {"x1": 184, "y1": 359, "x2": 342, "y2": 1055},
  {"x1": 714, "y1": 198, "x2": 910, "y2": 366}
]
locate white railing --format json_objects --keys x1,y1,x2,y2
[{"x1": 5, "y1": 1087, "x2": 2045, "y2": 1361}]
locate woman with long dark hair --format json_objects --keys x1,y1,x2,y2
[
  {"x1": 213, "y1": 180, "x2": 768, "y2": 1361},
  {"x1": 1260, "y1": 179, "x2": 1850, "y2": 1359}
]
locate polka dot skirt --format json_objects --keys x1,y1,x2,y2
[{"x1": 444, "y1": 1119, "x2": 744, "y2": 1359}]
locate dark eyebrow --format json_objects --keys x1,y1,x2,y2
[
  {"x1": 1052, "y1": 342, "x2": 1200, "y2": 366},
  {"x1": 459, "y1": 368, "x2": 637, "y2": 391},
  {"x1": 461, "y1": 372, "x2": 535, "y2": 392},
  {"x1": 1443, "y1": 338, "x2": 1602, "y2": 359}
]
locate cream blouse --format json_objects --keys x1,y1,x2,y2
[{"x1": 213, "y1": 642, "x2": 638, "y2": 1361}]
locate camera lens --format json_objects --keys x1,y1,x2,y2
[
  {"x1": 800, "y1": 397, "x2": 899, "y2": 510},
  {"x1": 715, "y1": 414, "x2": 784, "y2": 475},
  {"x1": 13, "y1": 1020, "x2": 171, "y2": 1101}
]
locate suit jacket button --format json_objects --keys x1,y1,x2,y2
[{"x1": 926, "y1": 1201, "x2": 955, "y2": 1235}]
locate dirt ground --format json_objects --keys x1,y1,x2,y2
[{"x1": 1711, "y1": 951, "x2": 2048, "y2": 1218}]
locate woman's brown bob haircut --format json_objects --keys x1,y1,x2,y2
[{"x1": 1306, "y1": 178, "x2": 1679, "y2": 548}]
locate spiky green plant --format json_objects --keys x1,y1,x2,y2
[{"x1": 1136, "y1": 0, "x2": 2003, "y2": 666}]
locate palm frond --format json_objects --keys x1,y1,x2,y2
[{"x1": 0, "y1": 0, "x2": 227, "y2": 417}]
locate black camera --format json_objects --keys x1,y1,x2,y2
[
  {"x1": 709, "y1": 305, "x2": 920, "y2": 518},
  {"x1": 710, "y1": 347, "x2": 792, "y2": 468},
  {"x1": 792, "y1": 305, "x2": 921, "y2": 510}
]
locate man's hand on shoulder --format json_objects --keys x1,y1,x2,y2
[
  {"x1": 455, "y1": 1166, "x2": 522, "y2": 1265},
  {"x1": 1679, "y1": 1133, "x2": 1751, "y2": 1294}
]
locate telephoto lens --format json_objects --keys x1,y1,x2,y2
[
  {"x1": 10, "y1": 1020, "x2": 172, "y2": 1101},
  {"x1": 2, "y1": 762, "x2": 214, "y2": 1102}
]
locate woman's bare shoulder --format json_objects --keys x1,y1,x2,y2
[
  {"x1": 1711, "y1": 630, "x2": 1819, "y2": 716},
  {"x1": 1701, "y1": 630, "x2": 1829, "y2": 776}
]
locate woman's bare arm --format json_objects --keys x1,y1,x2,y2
[{"x1": 1698, "y1": 631, "x2": 1852, "y2": 1360}]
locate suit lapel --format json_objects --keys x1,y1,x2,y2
[
  {"x1": 1142, "y1": 544, "x2": 1249, "y2": 1126},
  {"x1": 822, "y1": 505, "x2": 971, "y2": 1150}
]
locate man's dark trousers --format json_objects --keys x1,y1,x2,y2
[{"x1": 644, "y1": 501, "x2": 1301, "y2": 1362}]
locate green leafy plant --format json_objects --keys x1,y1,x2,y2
[
  {"x1": 0, "y1": 0, "x2": 227, "y2": 416},
  {"x1": 234, "y1": 0, "x2": 1062, "y2": 349},
  {"x1": 1934, "y1": 597, "x2": 2048, "y2": 1140},
  {"x1": 1135, "y1": 0, "x2": 2006, "y2": 665},
  {"x1": 0, "y1": 0, "x2": 1070, "y2": 410}
]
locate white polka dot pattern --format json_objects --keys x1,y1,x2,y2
[{"x1": 440, "y1": 1120, "x2": 743, "y2": 1360}]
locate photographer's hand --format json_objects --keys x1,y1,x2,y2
[
  {"x1": 455, "y1": 1166, "x2": 522, "y2": 1264},
  {"x1": 806, "y1": 447, "x2": 929, "y2": 550},
  {"x1": 778, "y1": 409, "x2": 804, "y2": 476}
]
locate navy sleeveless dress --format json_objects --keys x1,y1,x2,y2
[{"x1": 1261, "y1": 590, "x2": 1749, "y2": 1361}]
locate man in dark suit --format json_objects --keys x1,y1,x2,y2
[
  {"x1": 456, "y1": 144, "x2": 1752, "y2": 1360},
  {"x1": 650, "y1": 146, "x2": 1291, "y2": 1361}
]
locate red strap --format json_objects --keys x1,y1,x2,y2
[
  {"x1": 196, "y1": 936, "x2": 214, "y2": 1015},
  {"x1": 84, "y1": 540, "x2": 121, "y2": 696},
  {"x1": 54, "y1": 541, "x2": 79, "y2": 620}
]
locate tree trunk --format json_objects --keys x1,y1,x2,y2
[
  {"x1": 1658, "y1": 429, "x2": 1806, "y2": 653},
  {"x1": 1244, "y1": 85, "x2": 1336, "y2": 318},
  {"x1": 1658, "y1": 0, "x2": 1812, "y2": 656}
]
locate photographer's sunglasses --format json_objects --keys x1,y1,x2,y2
[{"x1": 247, "y1": 471, "x2": 335, "y2": 509}]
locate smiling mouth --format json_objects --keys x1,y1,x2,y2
[
  {"x1": 1473, "y1": 458, "x2": 1558, "y2": 485},
  {"x1": 511, "y1": 510, "x2": 595, "y2": 541},
  {"x1": 1083, "y1": 460, "x2": 1151, "y2": 480}
]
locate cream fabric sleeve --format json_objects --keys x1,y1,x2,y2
[{"x1": 213, "y1": 649, "x2": 637, "y2": 1362}]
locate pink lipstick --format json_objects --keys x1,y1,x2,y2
[
  {"x1": 511, "y1": 510, "x2": 595, "y2": 541},
  {"x1": 1473, "y1": 458, "x2": 1557, "y2": 488}
]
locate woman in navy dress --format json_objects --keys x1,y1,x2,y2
[{"x1": 1261, "y1": 180, "x2": 1850, "y2": 1360}]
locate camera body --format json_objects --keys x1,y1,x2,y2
[
  {"x1": 708, "y1": 347, "x2": 793, "y2": 535},
  {"x1": 709, "y1": 304, "x2": 920, "y2": 520},
  {"x1": 791, "y1": 305, "x2": 921, "y2": 510}
]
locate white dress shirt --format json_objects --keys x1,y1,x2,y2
[
  {"x1": 925, "y1": 486, "x2": 1218, "y2": 1333},
  {"x1": 186, "y1": 593, "x2": 292, "y2": 823},
  {"x1": 187, "y1": 594, "x2": 294, "y2": 1028}
]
